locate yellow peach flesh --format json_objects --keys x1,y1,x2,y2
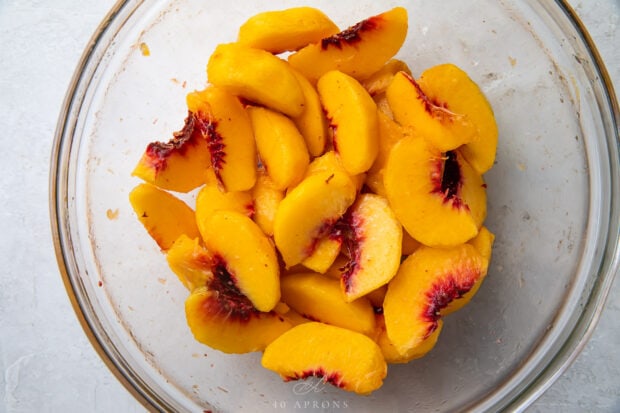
[
  {"x1": 340, "y1": 193, "x2": 403, "y2": 302},
  {"x1": 386, "y1": 71, "x2": 477, "y2": 152},
  {"x1": 186, "y1": 87, "x2": 257, "y2": 192},
  {"x1": 261, "y1": 322, "x2": 387, "y2": 395},
  {"x1": 250, "y1": 170, "x2": 284, "y2": 236},
  {"x1": 280, "y1": 272, "x2": 376, "y2": 335},
  {"x1": 442, "y1": 226, "x2": 494, "y2": 315},
  {"x1": 288, "y1": 7, "x2": 408, "y2": 82},
  {"x1": 383, "y1": 244, "x2": 486, "y2": 354},
  {"x1": 200, "y1": 210, "x2": 280, "y2": 312},
  {"x1": 247, "y1": 106, "x2": 309, "y2": 191},
  {"x1": 207, "y1": 42, "x2": 305, "y2": 117},
  {"x1": 273, "y1": 170, "x2": 356, "y2": 268},
  {"x1": 418, "y1": 63, "x2": 498, "y2": 174},
  {"x1": 129, "y1": 183, "x2": 199, "y2": 251},
  {"x1": 291, "y1": 69, "x2": 329, "y2": 157},
  {"x1": 166, "y1": 235, "x2": 213, "y2": 291},
  {"x1": 186, "y1": 286, "x2": 292, "y2": 354},
  {"x1": 384, "y1": 136, "x2": 486, "y2": 247},
  {"x1": 194, "y1": 176, "x2": 253, "y2": 243},
  {"x1": 317, "y1": 70, "x2": 379, "y2": 175},
  {"x1": 131, "y1": 112, "x2": 211, "y2": 193},
  {"x1": 237, "y1": 7, "x2": 340, "y2": 54}
]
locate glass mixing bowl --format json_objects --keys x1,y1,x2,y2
[{"x1": 50, "y1": 0, "x2": 619, "y2": 411}]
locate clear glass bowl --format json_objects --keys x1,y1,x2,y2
[{"x1": 50, "y1": 1, "x2": 619, "y2": 411}]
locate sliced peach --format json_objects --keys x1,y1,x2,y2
[
  {"x1": 317, "y1": 70, "x2": 379, "y2": 175},
  {"x1": 362, "y1": 58, "x2": 412, "y2": 96},
  {"x1": 288, "y1": 7, "x2": 408, "y2": 82},
  {"x1": 338, "y1": 193, "x2": 402, "y2": 302},
  {"x1": 194, "y1": 174, "x2": 254, "y2": 242},
  {"x1": 376, "y1": 316, "x2": 442, "y2": 364},
  {"x1": 291, "y1": 69, "x2": 329, "y2": 157},
  {"x1": 301, "y1": 235, "x2": 342, "y2": 274},
  {"x1": 383, "y1": 244, "x2": 486, "y2": 354},
  {"x1": 200, "y1": 210, "x2": 280, "y2": 312},
  {"x1": 129, "y1": 183, "x2": 199, "y2": 251},
  {"x1": 365, "y1": 110, "x2": 409, "y2": 196},
  {"x1": 166, "y1": 234, "x2": 213, "y2": 291},
  {"x1": 273, "y1": 170, "x2": 356, "y2": 268},
  {"x1": 280, "y1": 272, "x2": 376, "y2": 335},
  {"x1": 186, "y1": 87, "x2": 256, "y2": 191},
  {"x1": 384, "y1": 136, "x2": 487, "y2": 247},
  {"x1": 132, "y1": 112, "x2": 211, "y2": 193},
  {"x1": 442, "y1": 226, "x2": 494, "y2": 315},
  {"x1": 261, "y1": 322, "x2": 387, "y2": 395},
  {"x1": 418, "y1": 64, "x2": 498, "y2": 174},
  {"x1": 207, "y1": 43, "x2": 305, "y2": 117},
  {"x1": 386, "y1": 71, "x2": 477, "y2": 152},
  {"x1": 305, "y1": 150, "x2": 365, "y2": 191},
  {"x1": 247, "y1": 106, "x2": 309, "y2": 190},
  {"x1": 237, "y1": 7, "x2": 340, "y2": 54},
  {"x1": 250, "y1": 170, "x2": 284, "y2": 236},
  {"x1": 186, "y1": 286, "x2": 291, "y2": 354}
]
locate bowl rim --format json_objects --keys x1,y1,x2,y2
[{"x1": 49, "y1": 0, "x2": 620, "y2": 411}]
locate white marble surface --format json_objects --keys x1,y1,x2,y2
[{"x1": 0, "y1": 1, "x2": 617, "y2": 412}]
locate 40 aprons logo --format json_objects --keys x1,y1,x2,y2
[{"x1": 271, "y1": 377, "x2": 350, "y2": 409}]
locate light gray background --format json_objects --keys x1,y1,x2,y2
[{"x1": 0, "y1": 1, "x2": 617, "y2": 412}]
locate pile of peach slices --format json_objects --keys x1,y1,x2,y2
[{"x1": 129, "y1": 6, "x2": 498, "y2": 395}]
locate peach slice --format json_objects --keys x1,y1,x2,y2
[
  {"x1": 129, "y1": 183, "x2": 199, "y2": 251},
  {"x1": 200, "y1": 210, "x2": 280, "y2": 312},
  {"x1": 383, "y1": 244, "x2": 486, "y2": 354},
  {"x1": 442, "y1": 226, "x2": 494, "y2": 315},
  {"x1": 365, "y1": 110, "x2": 409, "y2": 196},
  {"x1": 166, "y1": 234, "x2": 213, "y2": 291},
  {"x1": 362, "y1": 58, "x2": 412, "y2": 97},
  {"x1": 132, "y1": 112, "x2": 211, "y2": 193},
  {"x1": 237, "y1": 7, "x2": 340, "y2": 54},
  {"x1": 301, "y1": 234, "x2": 342, "y2": 274},
  {"x1": 207, "y1": 42, "x2": 305, "y2": 117},
  {"x1": 291, "y1": 69, "x2": 329, "y2": 157},
  {"x1": 418, "y1": 63, "x2": 498, "y2": 174},
  {"x1": 273, "y1": 170, "x2": 357, "y2": 268},
  {"x1": 250, "y1": 170, "x2": 284, "y2": 236},
  {"x1": 186, "y1": 286, "x2": 292, "y2": 354},
  {"x1": 376, "y1": 316, "x2": 443, "y2": 364},
  {"x1": 280, "y1": 272, "x2": 376, "y2": 335},
  {"x1": 317, "y1": 70, "x2": 379, "y2": 175},
  {"x1": 247, "y1": 106, "x2": 309, "y2": 190},
  {"x1": 261, "y1": 322, "x2": 387, "y2": 395},
  {"x1": 288, "y1": 7, "x2": 408, "y2": 82},
  {"x1": 338, "y1": 193, "x2": 402, "y2": 302},
  {"x1": 194, "y1": 174, "x2": 254, "y2": 242},
  {"x1": 186, "y1": 87, "x2": 257, "y2": 192},
  {"x1": 384, "y1": 136, "x2": 487, "y2": 247},
  {"x1": 305, "y1": 150, "x2": 365, "y2": 192},
  {"x1": 386, "y1": 71, "x2": 477, "y2": 152}
]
